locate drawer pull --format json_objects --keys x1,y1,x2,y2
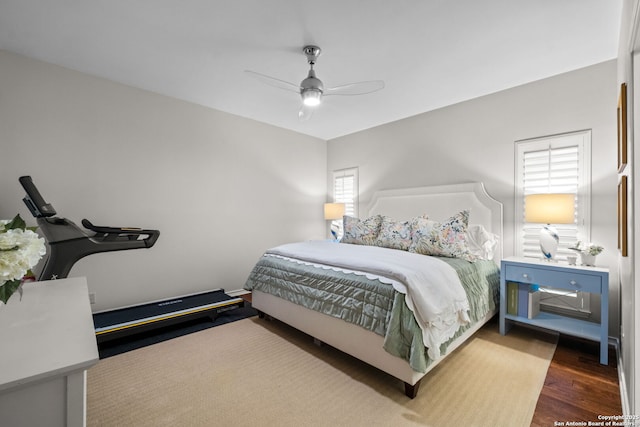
[
  {"x1": 570, "y1": 280, "x2": 577, "y2": 286},
  {"x1": 522, "y1": 274, "x2": 529, "y2": 279}
]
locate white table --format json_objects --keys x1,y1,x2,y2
[{"x1": 0, "y1": 277, "x2": 99, "y2": 427}]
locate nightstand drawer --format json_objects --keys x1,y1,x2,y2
[{"x1": 504, "y1": 265, "x2": 601, "y2": 293}]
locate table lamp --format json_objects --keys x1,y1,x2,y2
[
  {"x1": 324, "y1": 203, "x2": 345, "y2": 240},
  {"x1": 525, "y1": 193, "x2": 575, "y2": 260}
]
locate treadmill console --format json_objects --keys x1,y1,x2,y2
[{"x1": 19, "y1": 175, "x2": 57, "y2": 218}]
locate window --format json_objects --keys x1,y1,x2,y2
[
  {"x1": 515, "y1": 130, "x2": 592, "y2": 315},
  {"x1": 332, "y1": 167, "x2": 359, "y2": 218},
  {"x1": 515, "y1": 130, "x2": 591, "y2": 258}
]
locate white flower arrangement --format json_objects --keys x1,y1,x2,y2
[
  {"x1": 569, "y1": 241, "x2": 604, "y2": 256},
  {"x1": 0, "y1": 215, "x2": 46, "y2": 304}
]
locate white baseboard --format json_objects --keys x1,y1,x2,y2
[{"x1": 611, "y1": 337, "x2": 631, "y2": 415}]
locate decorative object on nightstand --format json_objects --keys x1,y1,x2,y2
[
  {"x1": 324, "y1": 203, "x2": 345, "y2": 240},
  {"x1": 499, "y1": 257, "x2": 609, "y2": 365},
  {"x1": 569, "y1": 241, "x2": 604, "y2": 267},
  {"x1": 524, "y1": 193, "x2": 575, "y2": 261}
]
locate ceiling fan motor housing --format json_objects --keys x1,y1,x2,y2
[{"x1": 301, "y1": 69, "x2": 324, "y2": 92}]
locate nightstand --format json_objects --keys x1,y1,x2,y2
[{"x1": 499, "y1": 256, "x2": 609, "y2": 365}]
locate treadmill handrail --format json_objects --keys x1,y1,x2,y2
[{"x1": 81, "y1": 219, "x2": 160, "y2": 248}]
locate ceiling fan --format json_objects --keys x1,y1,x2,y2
[{"x1": 245, "y1": 45, "x2": 385, "y2": 120}]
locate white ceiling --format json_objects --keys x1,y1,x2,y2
[{"x1": 0, "y1": 1, "x2": 623, "y2": 141}]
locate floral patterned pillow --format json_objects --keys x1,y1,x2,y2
[
  {"x1": 341, "y1": 215, "x2": 382, "y2": 246},
  {"x1": 409, "y1": 210, "x2": 477, "y2": 261},
  {"x1": 375, "y1": 215, "x2": 428, "y2": 251}
]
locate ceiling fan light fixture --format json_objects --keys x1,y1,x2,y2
[
  {"x1": 246, "y1": 44, "x2": 384, "y2": 119},
  {"x1": 302, "y1": 88, "x2": 322, "y2": 106}
]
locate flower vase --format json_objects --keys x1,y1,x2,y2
[{"x1": 580, "y1": 253, "x2": 596, "y2": 266}]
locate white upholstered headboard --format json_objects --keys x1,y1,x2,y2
[{"x1": 367, "y1": 182, "x2": 503, "y2": 260}]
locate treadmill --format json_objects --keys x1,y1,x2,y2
[{"x1": 19, "y1": 176, "x2": 244, "y2": 343}]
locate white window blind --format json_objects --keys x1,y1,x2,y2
[
  {"x1": 521, "y1": 145, "x2": 579, "y2": 258},
  {"x1": 332, "y1": 168, "x2": 358, "y2": 218}
]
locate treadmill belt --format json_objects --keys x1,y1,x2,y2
[{"x1": 93, "y1": 290, "x2": 233, "y2": 328}]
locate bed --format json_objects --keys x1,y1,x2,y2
[{"x1": 244, "y1": 182, "x2": 503, "y2": 398}]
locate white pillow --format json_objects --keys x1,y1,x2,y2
[{"x1": 465, "y1": 224, "x2": 499, "y2": 260}]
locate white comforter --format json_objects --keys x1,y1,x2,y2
[{"x1": 266, "y1": 240, "x2": 470, "y2": 360}]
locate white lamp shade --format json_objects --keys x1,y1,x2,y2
[
  {"x1": 324, "y1": 203, "x2": 345, "y2": 220},
  {"x1": 525, "y1": 193, "x2": 575, "y2": 224}
]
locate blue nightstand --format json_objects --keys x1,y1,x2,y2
[{"x1": 499, "y1": 256, "x2": 609, "y2": 365}]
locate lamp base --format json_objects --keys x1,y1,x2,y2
[
  {"x1": 539, "y1": 224, "x2": 559, "y2": 260},
  {"x1": 329, "y1": 222, "x2": 342, "y2": 242}
]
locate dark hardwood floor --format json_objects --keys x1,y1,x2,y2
[{"x1": 531, "y1": 334, "x2": 622, "y2": 426}]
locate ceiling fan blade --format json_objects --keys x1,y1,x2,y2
[
  {"x1": 324, "y1": 80, "x2": 385, "y2": 96},
  {"x1": 244, "y1": 70, "x2": 301, "y2": 93},
  {"x1": 298, "y1": 104, "x2": 315, "y2": 121}
]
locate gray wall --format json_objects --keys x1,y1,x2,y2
[
  {"x1": 617, "y1": 0, "x2": 638, "y2": 415},
  {"x1": 328, "y1": 60, "x2": 619, "y2": 335},
  {"x1": 0, "y1": 50, "x2": 327, "y2": 311}
]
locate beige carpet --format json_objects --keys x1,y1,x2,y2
[{"x1": 87, "y1": 317, "x2": 557, "y2": 427}]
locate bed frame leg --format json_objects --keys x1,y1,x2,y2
[
  {"x1": 404, "y1": 380, "x2": 421, "y2": 399},
  {"x1": 257, "y1": 310, "x2": 275, "y2": 321}
]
